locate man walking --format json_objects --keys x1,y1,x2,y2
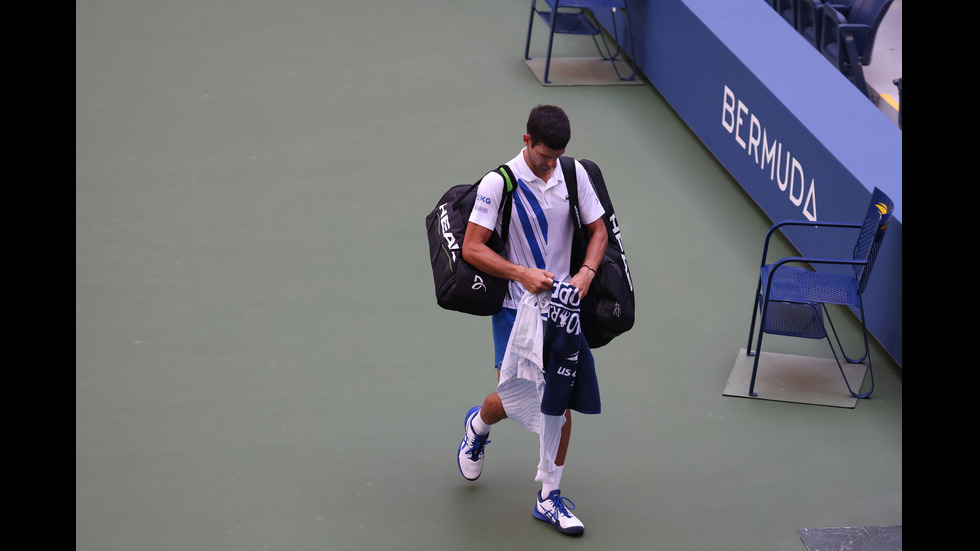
[{"x1": 456, "y1": 105, "x2": 607, "y2": 536}]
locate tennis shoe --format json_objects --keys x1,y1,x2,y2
[
  {"x1": 533, "y1": 489, "x2": 585, "y2": 535},
  {"x1": 457, "y1": 406, "x2": 490, "y2": 481}
]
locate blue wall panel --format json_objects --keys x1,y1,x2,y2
[{"x1": 594, "y1": 0, "x2": 903, "y2": 365}]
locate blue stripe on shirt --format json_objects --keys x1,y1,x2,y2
[{"x1": 514, "y1": 180, "x2": 548, "y2": 270}]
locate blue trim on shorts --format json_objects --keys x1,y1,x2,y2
[{"x1": 491, "y1": 307, "x2": 517, "y2": 370}]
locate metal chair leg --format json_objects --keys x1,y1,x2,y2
[
  {"x1": 524, "y1": 0, "x2": 537, "y2": 61},
  {"x1": 746, "y1": 282, "x2": 763, "y2": 356},
  {"x1": 748, "y1": 303, "x2": 769, "y2": 397},
  {"x1": 543, "y1": 11, "x2": 558, "y2": 83}
]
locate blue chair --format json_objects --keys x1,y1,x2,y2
[
  {"x1": 744, "y1": 188, "x2": 894, "y2": 399},
  {"x1": 797, "y1": 0, "x2": 853, "y2": 47},
  {"x1": 524, "y1": 0, "x2": 637, "y2": 84},
  {"x1": 819, "y1": 0, "x2": 894, "y2": 97},
  {"x1": 773, "y1": 0, "x2": 800, "y2": 28}
]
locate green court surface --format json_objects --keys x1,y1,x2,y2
[{"x1": 76, "y1": 1, "x2": 902, "y2": 549}]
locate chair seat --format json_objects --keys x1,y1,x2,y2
[
  {"x1": 544, "y1": 0, "x2": 627, "y2": 8},
  {"x1": 821, "y1": 41, "x2": 842, "y2": 69},
  {"x1": 537, "y1": 10, "x2": 601, "y2": 35},
  {"x1": 762, "y1": 300, "x2": 826, "y2": 339},
  {"x1": 761, "y1": 265, "x2": 861, "y2": 306}
]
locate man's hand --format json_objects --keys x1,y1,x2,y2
[
  {"x1": 572, "y1": 217, "x2": 607, "y2": 301},
  {"x1": 569, "y1": 265, "x2": 596, "y2": 300},
  {"x1": 519, "y1": 267, "x2": 556, "y2": 294}
]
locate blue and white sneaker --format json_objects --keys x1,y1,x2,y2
[
  {"x1": 457, "y1": 406, "x2": 490, "y2": 481},
  {"x1": 533, "y1": 489, "x2": 585, "y2": 535}
]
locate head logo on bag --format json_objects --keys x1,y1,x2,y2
[{"x1": 438, "y1": 202, "x2": 460, "y2": 266}]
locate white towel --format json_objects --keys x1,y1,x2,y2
[
  {"x1": 496, "y1": 290, "x2": 566, "y2": 474},
  {"x1": 511, "y1": 290, "x2": 548, "y2": 381}
]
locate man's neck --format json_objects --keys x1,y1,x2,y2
[{"x1": 523, "y1": 148, "x2": 553, "y2": 182}]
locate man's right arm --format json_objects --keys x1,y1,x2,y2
[{"x1": 462, "y1": 222, "x2": 555, "y2": 294}]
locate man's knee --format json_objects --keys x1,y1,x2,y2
[{"x1": 481, "y1": 392, "x2": 507, "y2": 423}]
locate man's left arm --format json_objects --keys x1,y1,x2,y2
[{"x1": 569, "y1": 218, "x2": 606, "y2": 300}]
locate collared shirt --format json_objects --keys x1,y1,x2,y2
[{"x1": 469, "y1": 149, "x2": 605, "y2": 309}]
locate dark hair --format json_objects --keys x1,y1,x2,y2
[{"x1": 526, "y1": 105, "x2": 570, "y2": 150}]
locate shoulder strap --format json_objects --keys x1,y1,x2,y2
[
  {"x1": 561, "y1": 156, "x2": 582, "y2": 229},
  {"x1": 495, "y1": 165, "x2": 516, "y2": 245},
  {"x1": 561, "y1": 156, "x2": 589, "y2": 273},
  {"x1": 453, "y1": 164, "x2": 516, "y2": 209},
  {"x1": 453, "y1": 165, "x2": 516, "y2": 246}
]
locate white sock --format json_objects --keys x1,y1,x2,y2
[
  {"x1": 539, "y1": 465, "x2": 564, "y2": 498},
  {"x1": 471, "y1": 411, "x2": 492, "y2": 436}
]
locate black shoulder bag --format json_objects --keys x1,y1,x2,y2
[
  {"x1": 425, "y1": 165, "x2": 518, "y2": 316},
  {"x1": 562, "y1": 156, "x2": 636, "y2": 348}
]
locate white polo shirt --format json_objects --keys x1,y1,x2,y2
[{"x1": 469, "y1": 149, "x2": 605, "y2": 309}]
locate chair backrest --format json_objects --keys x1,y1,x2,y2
[
  {"x1": 840, "y1": 0, "x2": 894, "y2": 65},
  {"x1": 852, "y1": 187, "x2": 893, "y2": 294},
  {"x1": 774, "y1": 0, "x2": 799, "y2": 27},
  {"x1": 799, "y1": 0, "x2": 854, "y2": 47},
  {"x1": 847, "y1": 0, "x2": 893, "y2": 27}
]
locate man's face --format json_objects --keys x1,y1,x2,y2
[{"x1": 523, "y1": 134, "x2": 565, "y2": 180}]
